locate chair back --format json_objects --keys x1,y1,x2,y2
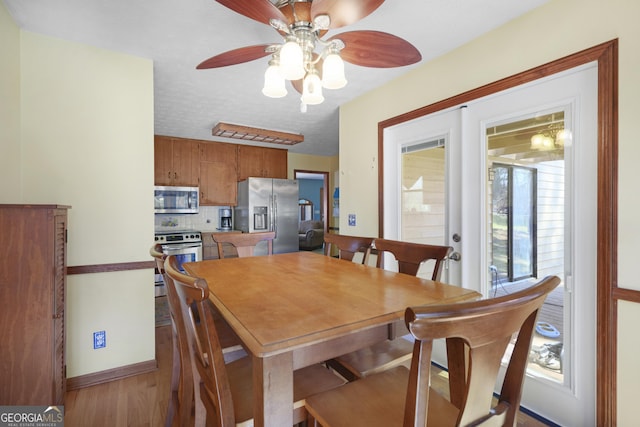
[
  {"x1": 150, "y1": 243, "x2": 166, "y2": 273},
  {"x1": 404, "y1": 275, "x2": 561, "y2": 426},
  {"x1": 324, "y1": 234, "x2": 374, "y2": 265},
  {"x1": 374, "y1": 238, "x2": 452, "y2": 279},
  {"x1": 213, "y1": 231, "x2": 275, "y2": 258},
  {"x1": 151, "y1": 247, "x2": 194, "y2": 427},
  {"x1": 165, "y1": 255, "x2": 236, "y2": 426}
]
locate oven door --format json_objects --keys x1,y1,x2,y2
[{"x1": 161, "y1": 242, "x2": 203, "y2": 271}]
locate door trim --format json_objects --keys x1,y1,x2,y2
[{"x1": 377, "y1": 40, "x2": 618, "y2": 425}]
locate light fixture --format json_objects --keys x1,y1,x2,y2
[
  {"x1": 212, "y1": 122, "x2": 304, "y2": 146},
  {"x1": 301, "y1": 69, "x2": 324, "y2": 105},
  {"x1": 262, "y1": 58, "x2": 287, "y2": 98},
  {"x1": 322, "y1": 49, "x2": 347, "y2": 89},
  {"x1": 278, "y1": 36, "x2": 305, "y2": 81},
  {"x1": 530, "y1": 123, "x2": 572, "y2": 151},
  {"x1": 260, "y1": 3, "x2": 347, "y2": 108}
]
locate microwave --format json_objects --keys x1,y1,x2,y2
[{"x1": 154, "y1": 186, "x2": 199, "y2": 214}]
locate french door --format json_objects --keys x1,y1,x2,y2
[{"x1": 383, "y1": 64, "x2": 597, "y2": 425}]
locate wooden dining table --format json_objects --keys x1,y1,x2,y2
[{"x1": 184, "y1": 251, "x2": 479, "y2": 427}]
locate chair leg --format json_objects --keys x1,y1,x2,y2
[{"x1": 165, "y1": 325, "x2": 180, "y2": 427}]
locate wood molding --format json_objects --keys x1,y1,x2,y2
[
  {"x1": 596, "y1": 40, "x2": 618, "y2": 427},
  {"x1": 613, "y1": 287, "x2": 640, "y2": 304},
  {"x1": 377, "y1": 40, "x2": 618, "y2": 425},
  {"x1": 66, "y1": 359, "x2": 157, "y2": 390},
  {"x1": 67, "y1": 261, "x2": 155, "y2": 275}
]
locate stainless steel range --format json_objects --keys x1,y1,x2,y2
[{"x1": 154, "y1": 230, "x2": 203, "y2": 296}]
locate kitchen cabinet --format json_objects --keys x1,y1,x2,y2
[
  {"x1": 154, "y1": 136, "x2": 200, "y2": 186},
  {"x1": 202, "y1": 231, "x2": 242, "y2": 259},
  {"x1": 199, "y1": 141, "x2": 238, "y2": 206},
  {"x1": 237, "y1": 145, "x2": 288, "y2": 181},
  {"x1": 0, "y1": 204, "x2": 69, "y2": 405}
]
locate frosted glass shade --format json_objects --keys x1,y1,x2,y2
[
  {"x1": 530, "y1": 134, "x2": 544, "y2": 150},
  {"x1": 262, "y1": 64, "x2": 287, "y2": 98},
  {"x1": 322, "y1": 53, "x2": 347, "y2": 89},
  {"x1": 301, "y1": 72, "x2": 324, "y2": 105},
  {"x1": 279, "y1": 40, "x2": 305, "y2": 80}
]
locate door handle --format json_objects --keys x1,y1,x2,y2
[{"x1": 449, "y1": 252, "x2": 461, "y2": 262}]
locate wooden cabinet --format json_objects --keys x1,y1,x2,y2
[
  {"x1": 199, "y1": 141, "x2": 238, "y2": 206},
  {"x1": 202, "y1": 231, "x2": 241, "y2": 259},
  {"x1": 0, "y1": 204, "x2": 69, "y2": 405},
  {"x1": 237, "y1": 145, "x2": 288, "y2": 181},
  {"x1": 154, "y1": 135, "x2": 289, "y2": 204},
  {"x1": 154, "y1": 136, "x2": 200, "y2": 186}
]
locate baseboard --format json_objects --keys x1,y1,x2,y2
[{"x1": 66, "y1": 359, "x2": 157, "y2": 391}]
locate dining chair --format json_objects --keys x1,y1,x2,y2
[
  {"x1": 374, "y1": 238, "x2": 453, "y2": 278},
  {"x1": 164, "y1": 255, "x2": 346, "y2": 426},
  {"x1": 323, "y1": 234, "x2": 374, "y2": 265},
  {"x1": 151, "y1": 245, "x2": 247, "y2": 426},
  {"x1": 212, "y1": 231, "x2": 276, "y2": 258},
  {"x1": 306, "y1": 275, "x2": 561, "y2": 427},
  {"x1": 328, "y1": 239, "x2": 453, "y2": 381},
  {"x1": 150, "y1": 244, "x2": 193, "y2": 427}
]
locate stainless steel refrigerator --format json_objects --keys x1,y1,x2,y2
[{"x1": 234, "y1": 177, "x2": 299, "y2": 255}]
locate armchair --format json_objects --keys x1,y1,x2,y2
[{"x1": 298, "y1": 220, "x2": 324, "y2": 250}]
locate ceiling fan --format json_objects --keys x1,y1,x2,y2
[{"x1": 197, "y1": 0, "x2": 422, "y2": 108}]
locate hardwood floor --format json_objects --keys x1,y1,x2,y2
[{"x1": 64, "y1": 325, "x2": 551, "y2": 426}]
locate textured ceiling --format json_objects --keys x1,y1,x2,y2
[{"x1": 3, "y1": 0, "x2": 547, "y2": 156}]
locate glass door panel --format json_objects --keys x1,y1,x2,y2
[
  {"x1": 486, "y1": 112, "x2": 565, "y2": 385},
  {"x1": 401, "y1": 139, "x2": 446, "y2": 280}
]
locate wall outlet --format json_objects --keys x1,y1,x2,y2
[
  {"x1": 348, "y1": 214, "x2": 356, "y2": 226},
  {"x1": 93, "y1": 330, "x2": 106, "y2": 349}
]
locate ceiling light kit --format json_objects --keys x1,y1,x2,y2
[
  {"x1": 530, "y1": 122, "x2": 572, "y2": 151},
  {"x1": 197, "y1": 0, "x2": 421, "y2": 110}
]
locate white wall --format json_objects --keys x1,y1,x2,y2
[
  {"x1": 339, "y1": 0, "x2": 640, "y2": 423},
  {"x1": 0, "y1": 11, "x2": 156, "y2": 378}
]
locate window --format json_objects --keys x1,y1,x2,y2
[{"x1": 490, "y1": 164, "x2": 537, "y2": 282}]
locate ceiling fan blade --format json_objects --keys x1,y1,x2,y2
[
  {"x1": 331, "y1": 31, "x2": 422, "y2": 68},
  {"x1": 291, "y1": 79, "x2": 303, "y2": 95},
  {"x1": 196, "y1": 44, "x2": 273, "y2": 69},
  {"x1": 215, "y1": 0, "x2": 287, "y2": 26},
  {"x1": 311, "y1": 0, "x2": 385, "y2": 29}
]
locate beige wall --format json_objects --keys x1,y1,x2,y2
[
  {"x1": 0, "y1": 4, "x2": 21, "y2": 200},
  {"x1": 340, "y1": 0, "x2": 639, "y2": 423},
  {"x1": 288, "y1": 152, "x2": 338, "y2": 184},
  {"x1": 288, "y1": 152, "x2": 339, "y2": 228},
  {"x1": 1, "y1": 6, "x2": 156, "y2": 378}
]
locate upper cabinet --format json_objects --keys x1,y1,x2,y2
[
  {"x1": 237, "y1": 145, "x2": 288, "y2": 181},
  {"x1": 154, "y1": 136, "x2": 200, "y2": 187},
  {"x1": 154, "y1": 136, "x2": 289, "y2": 206},
  {"x1": 199, "y1": 141, "x2": 238, "y2": 206}
]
